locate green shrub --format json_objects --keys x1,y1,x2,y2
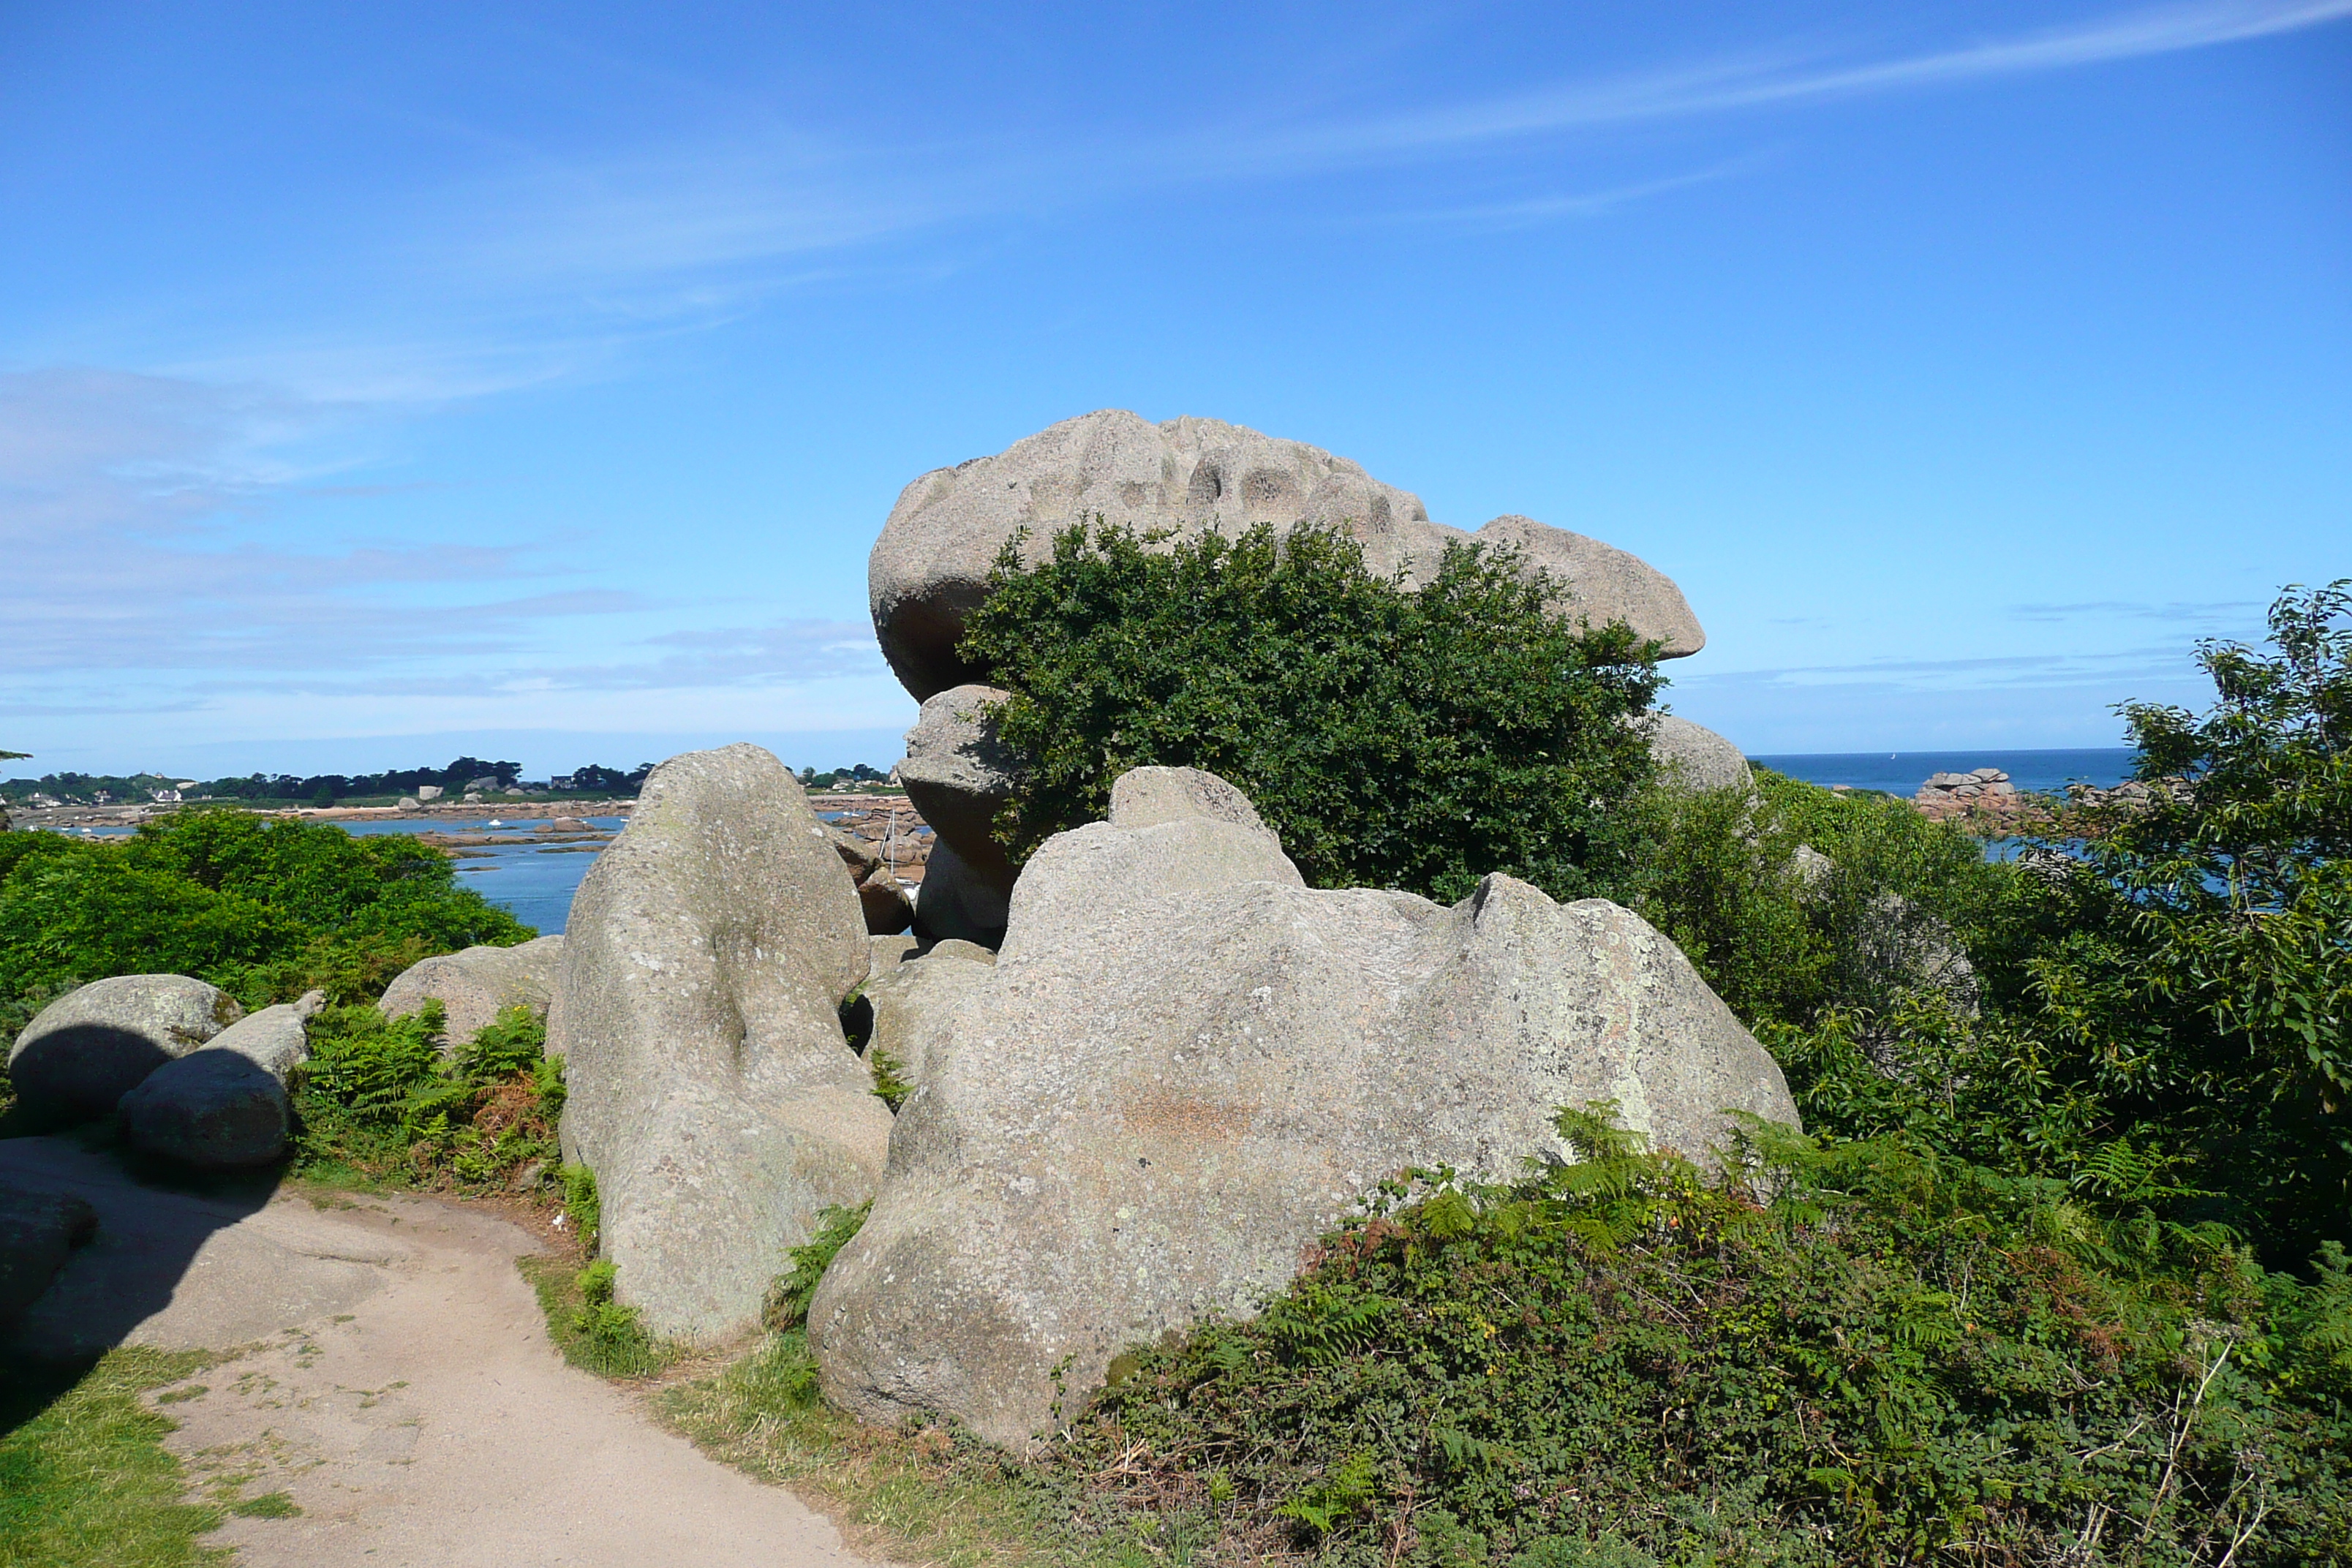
[
  {"x1": 958, "y1": 519, "x2": 1662, "y2": 905},
  {"x1": 1624, "y1": 769, "x2": 2008, "y2": 1038},
  {"x1": 560, "y1": 1162, "x2": 602, "y2": 1251},
  {"x1": 1063, "y1": 1108, "x2": 2352, "y2": 1567},
  {"x1": 0, "y1": 807, "x2": 532, "y2": 1036},
  {"x1": 2016, "y1": 581, "x2": 2352, "y2": 1264},
  {"x1": 290, "y1": 1003, "x2": 559, "y2": 1190},
  {"x1": 764, "y1": 1201, "x2": 871, "y2": 1330}
]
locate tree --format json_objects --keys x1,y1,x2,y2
[
  {"x1": 957, "y1": 519, "x2": 1662, "y2": 905},
  {"x1": 2024, "y1": 581, "x2": 2352, "y2": 1262}
]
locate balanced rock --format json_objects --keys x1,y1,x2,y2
[
  {"x1": 7, "y1": 976, "x2": 244, "y2": 1125},
  {"x1": 1643, "y1": 714, "x2": 1752, "y2": 794},
  {"x1": 552, "y1": 745, "x2": 892, "y2": 1342},
  {"x1": 870, "y1": 410, "x2": 1704, "y2": 701},
  {"x1": 809, "y1": 766, "x2": 1795, "y2": 1445},
  {"x1": 116, "y1": 991, "x2": 324, "y2": 1169},
  {"x1": 380, "y1": 936, "x2": 565, "y2": 1052}
]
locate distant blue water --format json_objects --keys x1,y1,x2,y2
[
  {"x1": 1751, "y1": 748, "x2": 2138, "y2": 796},
  {"x1": 333, "y1": 815, "x2": 626, "y2": 935}
]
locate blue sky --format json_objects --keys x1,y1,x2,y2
[{"x1": 3, "y1": 1, "x2": 2345, "y2": 777}]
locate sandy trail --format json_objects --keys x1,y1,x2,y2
[{"x1": 2, "y1": 1137, "x2": 879, "y2": 1568}]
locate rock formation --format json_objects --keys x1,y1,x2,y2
[
  {"x1": 380, "y1": 936, "x2": 565, "y2": 1052},
  {"x1": 897, "y1": 685, "x2": 1019, "y2": 880},
  {"x1": 116, "y1": 991, "x2": 324, "y2": 1169},
  {"x1": 1643, "y1": 714, "x2": 1752, "y2": 794},
  {"x1": 910, "y1": 840, "x2": 1012, "y2": 949},
  {"x1": 7, "y1": 976, "x2": 244, "y2": 1125},
  {"x1": 809, "y1": 767, "x2": 1796, "y2": 1446},
  {"x1": 870, "y1": 411, "x2": 1704, "y2": 701},
  {"x1": 551, "y1": 745, "x2": 892, "y2": 1342}
]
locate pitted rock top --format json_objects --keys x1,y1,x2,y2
[{"x1": 870, "y1": 410, "x2": 1704, "y2": 700}]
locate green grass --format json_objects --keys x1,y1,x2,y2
[
  {"x1": 658, "y1": 1330, "x2": 1200, "y2": 1568},
  {"x1": 225, "y1": 1491, "x2": 299, "y2": 1520},
  {"x1": 518, "y1": 1254, "x2": 677, "y2": 1380},
  {"x1": 0, "y1": 1348, "x2": 227, "y2": 1568}
]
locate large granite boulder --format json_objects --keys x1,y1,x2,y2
[
  {"x1": 1643, "y1": 714, "x2": 1753, "y2": 794},
  {"x1": 809, "y1": 766, "x2": 1795, "y2": 1446},
  {"x1": 116, "y1": 991, "x2": 325, "y2": 1169},
  {"x1": 380, "y1": 936, "x2": 565, "y2": 1052},
  {"x1": 854, "y1": 938, "x2": 996, "y2": 1093},
  {"x1": 7, "y1": 976, "x2": 244, "y2": 1125},
  {"x1": 869, "y1": 411, "x2": 1704, "y2": 701},
  {"x1": 551, "y1": 745, "x2": 893, "y2": 1342}
]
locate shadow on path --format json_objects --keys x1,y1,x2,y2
[{"x1": 0, "y1": 1128, "x2": 285, "y2": 1434}]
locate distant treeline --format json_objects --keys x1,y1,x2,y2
[
  {"x1": 5, "y1": 755, "x2": 899, "y2": 807},
  {"x1": 2, "y1": 756, "x2": 653, "y2": 807}
]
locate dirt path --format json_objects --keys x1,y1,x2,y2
[{"x1": 2, "y1": 1137, "x2": 882, "y2": 1568}]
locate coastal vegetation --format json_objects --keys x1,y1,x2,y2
[
  {"x1": 0, "y1": 809, "x2": 532, "y2": 1090},
  {"x1": 764, "y1": 546, "x2": 2348, "y2": 1564},
  {"x1": 960, "y1": 519, "x2": 1662, "y2": 904}
]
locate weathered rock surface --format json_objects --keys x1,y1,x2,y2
[
  {"x1": 870, "y1": 410, "x2": 1704, "y2": 701},
  {"x1": 853, "y1": 939, "x2": 996, "y2": 1093},
  {"x1": 856, "y1": 869, "x2": 914, "y2": 936},
  {"x1": 909, "y1": 840, "x2": 1011, "y2": 950},
  {"x1": 810, "y1": 766, "x2": 1795, "y2": 1445},
  {"x1": 1644, "y1": 714, "x2": 1752, "y2": 794},
  {"x1": 0, "y1": 1177, "x2": 99, "y2": 1333},
  {"x1": 380, "y1": 936, "x2": 565, "y2": 1051},
  {"x1": 551, "y1": 745, "x2": 893, "y2": 1342},
  {"x1": 897, "y1": 684, "x2": 1020, "y2": 889},
  {"x1": 116, "y1": 991, "x2": 324, "y2": 1169},
  {"x1": 7, "y1": 976, "x2": 244, "y2": 1125},
  {"x1": 118, "y1": 1051, "x2": 291, "y2": 1169}
]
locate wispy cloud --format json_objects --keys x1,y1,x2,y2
[
  {"x1": 276, "y1": 0, "x2": 2352, "y2": 365},
  {"x1": 2007, "y1": 598, "x2": 2265, "y2": 624},
  {"x1": 1235, "y1": 0, "x2": 2352, "y2": 170},
  {"x1": 0, "y1": 368, "x2": 644, "y2": 676}
]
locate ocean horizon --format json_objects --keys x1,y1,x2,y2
[{"x1": 1752, "y1": 747, "x2": 2138, "y2": 796}]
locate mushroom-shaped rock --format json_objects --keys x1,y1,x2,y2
[
  {"x1": 551, "y1": 745, "x2": 892, "y2": 1342},
  {"x1": 7, "y1": 976, "x2": 244, "y2": 1126},
  {"x1": 908, "y1": 840, "x2": 1011, "y2": 951},
  {"x1": 380, "y1": 936, "x2": 565, "y2": 1053},
  {"x1": 869, "y1": 411, "x2": 1704, "y2": 701},
  {"x1": 808, "y1": 766, "x2": 1794, "y2": 1447}
]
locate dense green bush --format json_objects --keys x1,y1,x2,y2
[
  {"x1": 1624, "y1": 770, "x2": 2008, "y2": 1037},
  {"x1": 0, "y1": 807, "x2": 531, "y2": 1045},
  {"x1": 291, "y1": 1000, "x2": 562, "y2": 1190},
  {"x1": 1063, "y1": 1110, "x2": 2352, "y2": 1567},
  {"x1": 958, "y1": 520, "x2": 1662, "y2": 905}
]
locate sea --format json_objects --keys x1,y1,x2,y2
[
  {"x1": 1751, "y1": 747, "x2": 2138, "y2": 797},
  {"x1": 332, "y1": 815, "x2": 631, "y2": 936}
]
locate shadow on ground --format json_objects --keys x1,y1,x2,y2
[{"x1": 0, "y1": 1128, "x2": 287, "y2": 1434}]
